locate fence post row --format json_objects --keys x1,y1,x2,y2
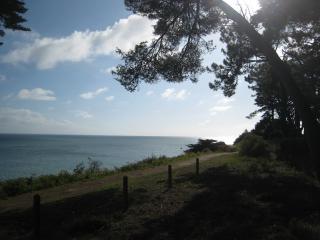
[
  {"x1": 33, "y1": 194, "x2": 41, "y2": 240},
  {"x1": 31, "y1": 160, "x2": 203, "y2": 232},
  {"x1": 168, "y1": 165, "x2": 172, "y2": 189},
  {"x1": 123, "y1": 176, "x2": 129, "y2": 210}
]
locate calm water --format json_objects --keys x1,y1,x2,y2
[{"x1": 0, "y1": 134, "x2": 196, "y2": 180}]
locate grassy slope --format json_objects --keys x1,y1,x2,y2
[
  {"x1": 1, "y1": 153, "x2": 320, "y2": 240},
  {"x1": 0, "y1": 153, "x2": 203, "y2": 198}
]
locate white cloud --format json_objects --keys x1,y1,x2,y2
[
  {"x1": 176, "y1": 89, "x2": 188, "y2": 100},
  {"x1": 161, "y1": 88, "x2": 175, "y2": 99},
  {"x1": 74, "y1": 110, "x2": 93, "y2": 119},
  {"x1": 105, "y1": 96, "x2": 115, "y2": 102},
  {"x1": 17, "y1": 88, "x2": 56, "y2": 101},
  {"x1": 1, "y1": 15, "x2": 154, "y2": 69},
  {"x1": 146, "y1": 90, "x2": 154, "y2": 96},
  {"x1": 216, "y1": 97, "x2": 235, "y2": 105},
  {"x1": 161, "y1": 88, "x2": 189, "y2": 101},
  {"x1": 209, "y1": 97, "x2": 235, "y2": 116},
  {"x1": 0, "y1": 74, "x2": 6, "y2": 82},
  {"x1": 0, "y1": 107, "x2": 70, "y2": 127},
  {"x1": 80, "y1": 87, "x2": 108, "y2": 99}
]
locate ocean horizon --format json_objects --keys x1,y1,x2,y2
[{"x1": 0, "y1": 134, "x2": 197, "y2": 180}]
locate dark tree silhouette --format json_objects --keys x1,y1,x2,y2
[
  {"x1": 114, "y1": 0, "x2": 320, "y2": 177},
  {"x1": 185, "y1": 139, "x2": 227, "y2": 153},
  {"x1": 0, "y1": 0, "x2": 30, "y2": 45}
]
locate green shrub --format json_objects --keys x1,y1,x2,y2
[
  {"x1": 239, "y1": 133, "x2": 270, "y2": 158},
  {"x1": 33, "y1": 175, "x2": 58, "y2": 189},
  {"x1": 2, "y1": 178, "x2": 30, "y2": 196},
  {"x1": 57, "y1": 170, "x2": 75, "y2": 184}
]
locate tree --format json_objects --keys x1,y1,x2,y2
[
  {"x1": 114, "y1": 0, "x2": 320, "y2": 176},
  {"x1": 246, "y1": 63, "x2": 303, "y2": 139},
  {"x1": 185, "y1": 139, "x2": 229, "y2": 153},
  {"x1": 0, "y1": 0, "x2": 30, "y2": 45}
]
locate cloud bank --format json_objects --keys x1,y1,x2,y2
[
  {"x1": 17, "y1": 88, "x2": 56, "y2": 101},
  {"x1": 1, "y1": 15, "x2": 154, "y2": 69},
  {"x1": 0, "y1": 107, "x2": 71, "y2": 133}
]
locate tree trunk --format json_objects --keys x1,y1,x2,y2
[{"x1": 215, "y1": 0, "x2": 320, "y2": 176}]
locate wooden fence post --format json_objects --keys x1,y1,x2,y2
[
  {"x1": 33, "y1": 194, "x2": 40, "y2": 240},
  {"x1": 196, "y1": 158, "x2": 199, "y2": 176},
  {"x1": 123, "y1": 176, "x2": 128, "y2": 210},
  {"x1": 168, "y1": 165, "x2": 172, "y2": 189}
]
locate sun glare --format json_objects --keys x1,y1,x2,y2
[{"x1": 225, "y1": 0, "x2": 260, "y2": 14}]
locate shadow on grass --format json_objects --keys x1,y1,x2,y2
[
  {"x1": 132, "y1": 166, "x2": 320, "y2": 240},
  {"x1": 0, "y1": 186, "x2": 151, "y2": 240}
]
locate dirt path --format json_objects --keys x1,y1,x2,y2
[{"x1": 0, "y1": 152, "x2": 231, "y2": 213}]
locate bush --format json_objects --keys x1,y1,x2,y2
[
  {"x1": 185, "y1": 139, "x2": 235, "y2": 153},
  {"x1": 87, "y1": 158, "x2": 102, "y2": 174},
  {"x1": 233, "y1": 129, "x2": 250, "y2": 145},
  {"x1": 239, "y1": 133, "x2": 270, "y2": 158},
  {"x1": 2, "y1": 178, "x2": 30, "y2": 196},
  {"x1": 73, "y1": 162, "x2": 85, "y2": 175}
]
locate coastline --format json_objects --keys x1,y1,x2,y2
[
  {"x1": 0, "y1": 152, "x2": 203, "y2": 199},
  {"x1": 0, "y1": 152, "x2": 230, "y2": 213}
]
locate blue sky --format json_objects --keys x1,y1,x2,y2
[{"x1": 0, "y1": 0, "x2": 260, "y2": 144}]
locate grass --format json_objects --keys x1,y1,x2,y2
[
  {"x1": 117, "y1": 152, "x2": 200, "y2": 171},
  {"x1": 1, "y1": 153, "x2": 320, "y2": 239},
  {"x1": 0, "y1": 152, "x2": 201, "y2": 198}
]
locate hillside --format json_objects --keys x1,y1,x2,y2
[{"x1": 1, "y1": 153, "x2": 320, "y2": 239}]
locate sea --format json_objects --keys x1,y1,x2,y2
[{"x1": 0, "y1": 134, "x2": 197, "y2": 180}]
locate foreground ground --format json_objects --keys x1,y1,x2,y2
[{"x1": 1, "y1": 153, "x2": 320, "y2": 239}]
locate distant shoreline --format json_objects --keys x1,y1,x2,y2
[{"x1": 0, "y1": 135, "x2": 197, "y2": 180}]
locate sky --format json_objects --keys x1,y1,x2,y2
[{"x1": 0, "y1": 0, "x2": 261, "y2": 144}]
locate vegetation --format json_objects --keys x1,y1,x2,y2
[
  {"x1": 116, "y1": 152, "x2": 199, "y2": 172},
  {"x1": 113, "y1": 0, "x2": 320, "y2": 177},
  {"x1": 0, "y1": 153, "x2": 200, "y2": 198},
  {"x1": 237, "y1": 133, "x2": 270, "y2": 158},
  {"x1": 185, "y1": 139, "x2": 236, "y2": 153},
  {"x1": 1, "y1": 0, "x2": 320, "y2": 238},
  {"x1": 0, "y1": 0, "x2": 30, "y2": 45},
  {"x1": 1, "y1": 154, "x2": 320, "y2": 239}
]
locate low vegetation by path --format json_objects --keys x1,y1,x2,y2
[
  {"x1": 1, "y1": 153, "x2": 320, "y2": 240},
  {"x1": 0, "y1": 152, "x2": 228, "y2": 213},
  {"x1": 0, "y1": 153, "x2": 204, "y2": 199}
]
